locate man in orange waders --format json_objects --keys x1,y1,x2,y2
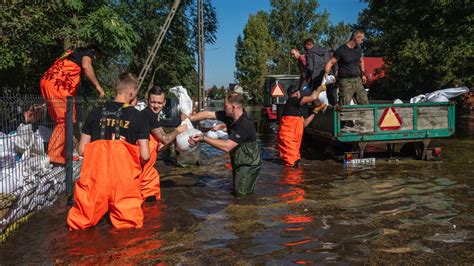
[
  {"x1": 278, "y1": 85, "x2": 322, "y2": 167},
  {"x1": 139, "y1": 86, "x2": 187, "y2": 201},
  {"x1": 67, "y1": 72, "x2": 150, "y2": 230},
  {"x1": 40, "y1": 46, "x2": 105, "y2": 164}
]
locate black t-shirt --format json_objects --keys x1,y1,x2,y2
[
  {"x1": 334, "y1": 44, "x2": 363, "y2": 78},
  {"x1": 282, "y1": 96, "x2": 303, "y2": 117},
  {"x1": 82, "y1": 101, "x2": 149, "y2": 144},
  {"x1": 142, "y1": 107, "x2": 161, "y2": 131},
  {"x1": 142, "y1": 107, "x2": 181, "y2": 130},
  {"x1": 215, "y1": 111, "x2": 256, "y2": 145},
  {"x1": 68, "y1": 48, "x2": 96, "y2": 67}
]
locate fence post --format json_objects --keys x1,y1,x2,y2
[{"x1": 65, "y1": 96, "x2": 74, "y2": 205}]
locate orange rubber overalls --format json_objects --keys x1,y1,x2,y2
[
  {"x1": 67, "y1": 107, "x2": 144, "y2": 230},
  {"x1": 40, "y1": 50, "x2": 80, "y2": 164},
  {"x1": 139, "y1": 134, "x2": 161, "y2": 200},
  {"x1": 278, "y1": 116, "x2": 304, "y2": 166}
]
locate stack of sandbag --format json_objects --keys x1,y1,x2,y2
[
  {"x1": 0, "y1": 132, "x2": 16, "y2": 170},
  {"x1": 410, "y1": 87, "x2": 469, "y2": 103},
  {"x1": 0, "y1": 160, "x2": 82, "y2": 234}
]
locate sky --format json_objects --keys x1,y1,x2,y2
[{"x1": 204, "y1": 0, "x2": 368, "y2": 89}]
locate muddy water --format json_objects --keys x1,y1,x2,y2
[{"x1": 1, "y1": 119, "x2": 474, "y2": 263}]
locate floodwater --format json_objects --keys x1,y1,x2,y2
[{"x1": 1, "y1": 116, "x2": 474, "y2": 264}]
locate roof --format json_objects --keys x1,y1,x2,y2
[{"x1": 363, "y1": 57, "x2": 385, "y2": 85}]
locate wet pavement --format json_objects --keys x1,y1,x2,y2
[{"x1": 1, "y1": 134, "x2": 474, "y2": 264}]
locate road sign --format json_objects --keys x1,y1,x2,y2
[
  {"x1": 271, "y1": 83, "x2": 284, "y2": 97},
  {"x1": 378, "y1": 107, "x2": 403, "y2": 130}
]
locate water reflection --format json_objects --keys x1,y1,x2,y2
[{"x1": 0, "y1": 132, "x2": 473, "y2": 264}]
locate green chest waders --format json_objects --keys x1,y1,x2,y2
[{"x1": 229, "y1": 141, "x2": 261, "y2": 196}]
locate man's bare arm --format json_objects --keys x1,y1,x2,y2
[
  {"x1": 152, "y1": 128, "x2": 179, "y2": 147},
  {"x1": 152, "y1": 123, "x2": 187, "y2": 149},
  {"x1": 324, "y1": 56, "x2": 338, "y2": 76},
  {"x1": 359, "y1": 57, "x2": 367, "y2": 84},
  {"x1": 78, "y1": 133, "x2": 91, "y2": 156},
  {"x1": 137, "y1": 139, "x2": 150, "y2": 162},
  {"x1": 82, "y1": 56, "x2": 104, "y2": 97},
  {"x1": 187, "y1": 111, "x2": 216, "y2": 122}
]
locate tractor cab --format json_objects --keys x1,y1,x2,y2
[{"x1": 259, "y1": 74, "x2": 299, "y2": 132}]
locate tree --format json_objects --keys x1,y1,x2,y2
[
  {"x1": 0, "y1": 0, "x2": 219, "y2": 98},
  {"x1": 234, "y1": 11, "x2": 275, "y2": 103},
  {"x1": 111, "y1": 0, "x2": 218, "y2": 98},
  {"x1": 0, "y1": 1, "x2": 139, "y2": 95},
  {"x1": 207, "y1": 85, "x2": 219, "y2": 99},
  {"x1": 235, "y1": 0, "x2": 331, "y2": 102},
  {"x1": 323, "y1": 22, "x2": 353, "y2": 51},
  {"x1": 357, "y1": 0, "x2": 474, "y2": 99},
  {"x1": 268, "y1": 0, "x2": 329, "y2": 74}
]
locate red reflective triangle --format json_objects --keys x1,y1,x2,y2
[
  {"x1": 271, "y1": 83, "x2": 284, "y2": 97},
  {"x1": 378, "y1": 107, "x2": 403, "y2": 130}
]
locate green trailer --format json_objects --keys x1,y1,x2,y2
[{"x1": 304, "y1": 101, "x2": 456, "y2": 160}]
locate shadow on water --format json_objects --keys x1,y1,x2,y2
[{"x1": 1, "y1": 107, "x2": 474, "y2": 264}]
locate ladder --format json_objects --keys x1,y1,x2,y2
[{"x1": 137, "y1": 0, "x2": 181, "y2": 92}]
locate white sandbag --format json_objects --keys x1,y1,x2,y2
[
  {"x1": 0, "y1": 132, "x2": 16, "y2": 169},
  {"x1": 169, "y1": 85, "x2": 193, "y2": 116},
  {"x1": 322, "y1": 75, "x2": 336, "y2": 85},
  {"x1": 134, "y1": 101, "x2": 146, "y2": 111},
  {"x1": 175, "y1": 118, "x2": 202, "y2": 154},
  {"x1": 206, "y1": 130, "x2": 228, "y2": 140},
  {"x1": 314, "y1": 91, "x2": 329, "y2": 107},
  {"x1": 410, "y1": 87, "x2": 469, "y2": 103},
  {"x1": 170, "y1": 86, "x2": 203, "y2": 153},
  {"x1": 313, "y1": 75, "x2": 334, "y2": 110},
  {"x1": 14, "y1": 124, "x2": 45, "y2": 156},
  {"x1": 394, "y1": 99, "x2": 404, "y2": 104}
]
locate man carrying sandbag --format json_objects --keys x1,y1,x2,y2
[
  {"x1": 139, "y1": 86, "x2": 187, "y2": 201},
  {"x1": 187, "y1": 92, "x2": 261, "y2": 196}
]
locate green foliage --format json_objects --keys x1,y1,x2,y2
[
  {"x1": 268, "y1": 0, "x2": 329, "y2": 74},
  {"x1": 235, "y1": 11, "x2": 275, "y2": 103},
  {"x1": 0, "y1": 0, "x2": 219, "y2": 99},
  {"x1": 207, "y1": 85, "x2": 226, "y2": 100},
  {"x1": 235, "y1": 0, "x2": 351, "y2": 103},
  {"x1": 322, "y1": 22, "x2": 353, "y2": 51},
  {"x1": 358, "y1": 0, "x2": 474, "y2": 100}
]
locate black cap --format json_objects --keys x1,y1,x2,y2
[{"x1": 287, "y1": 85, "x2": 299, "y2": 95}]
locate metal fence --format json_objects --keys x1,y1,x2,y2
[
  {"x1": 0, "y1": 95, "x2": 99, "y2": 241},
  {"x1": 0, "y1": 93, "x2": 196, "y2": 241}
]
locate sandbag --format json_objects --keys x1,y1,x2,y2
[
  {"x1": 169, "y1": 86, "x2": 203, "y2": 154},
  {"x1": 169, "y1": 85, "x2": 193, "y2": 116},
  {"x1": 175, "y1": 118, "x2": 201, "y2": 154},
  {"x1": 206, "y1": 130, "x2": 228, "y2": 140},
  {"x1": 312, "y1": 74, "x2": 334, "y2": 111},
  {"x1": 0, "y1": 132, "x2": 16, "y2": 169},
  {"x1": 410, "y1": 87, "x2": 469, "y2": 103}
]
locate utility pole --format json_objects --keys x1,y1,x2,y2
[{"x1": 197, "y1": 0, "x2": 205, "y2": 111}]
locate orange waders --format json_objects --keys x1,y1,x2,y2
[
  {"x1": 278, "y1": 116, "x2": 304, "y2": 166},
  {"x1": 139, "y1": 134, "x2": 161, "y2": 200},
  {"x1": 67, "y1": 107, "x2": 143, "y2": 229},
  {"x1": 67, "y1": 140, "x2": 144, "y2": 230},
  {"x1": 40, "y1": 50, "x2": 80, "y2": 164}
]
